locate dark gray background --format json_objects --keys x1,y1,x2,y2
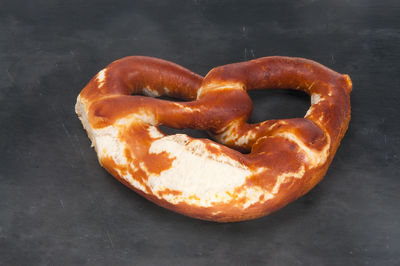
[{"x1": 1, "y1": 0, "x2": 399, "y2": 265}]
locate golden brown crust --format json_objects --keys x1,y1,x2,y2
[{"x1": 76, "y1": 56, "x2": 352, "y2": 222}]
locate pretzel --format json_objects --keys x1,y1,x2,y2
[{"x1": 75, "y1": 56, "x2": 352, "y2": 222}]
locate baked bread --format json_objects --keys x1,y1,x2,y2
[{"x1": 76, "y1": 56, "x2": 352, "y2": 222}]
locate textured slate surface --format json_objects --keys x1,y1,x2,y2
[{"x1": 1, "y1": 0, "x2": 399, "y2": 265}]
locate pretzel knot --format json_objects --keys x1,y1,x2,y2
[{"x1": 76, "y1": 56, "x2": 352, "y2": 222}]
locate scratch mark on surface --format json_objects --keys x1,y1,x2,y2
[
  {"x1": 384, "y1": 134, "x2": 387, "y2": 145},
  {"x1": 49, "y1": 104, "x2": 57, "y2": 114},
  {"x1": 331, "y1": 54, "x2": 335, "y2": 64},
  {"x1": 244, "y1": 48, "x2": 255, "y2": 60},
  {"x1": 73, "y1": 134, "x2": 86, "y2": 159},
  {"x1": 59, "y1": 199, "x2": 65, "y2": 209},
  {"x1": 6, "y1": 68, "x2": 15, "y2": 84},
  {"x1": 106, "y1": 230, "x2": 114, "y2": 249},
  {"x1": 61, "y1": 122, "x2": 80, "y2": 167},
  {"x1": 250, "y1": 49, "x2": 255, "y2": 59},
  {"x1": 62, "y1": 122, "x2": 73, "y2": 143}
]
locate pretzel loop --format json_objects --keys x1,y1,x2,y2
[{"x1": 76, "y1": 56, "x2": 351, "y2": 222}]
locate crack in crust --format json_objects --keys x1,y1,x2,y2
[{"x1": 75, "y1": 56, "x2": 352, "y2": 222}]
